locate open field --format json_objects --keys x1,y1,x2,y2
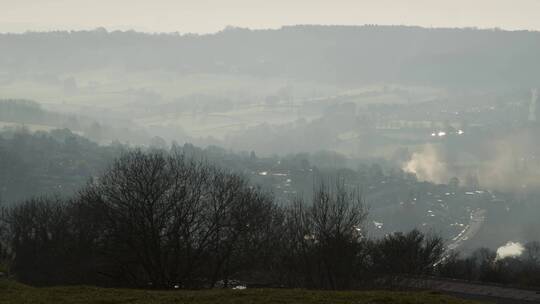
[{"x1": 0, "y1": 279, "x2": 484, "y2": 304}]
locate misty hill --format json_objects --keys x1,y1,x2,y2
[
  {"x1": 0, "y1": 99, "x2": 81, "y2": 128},
  {"x1": 0, "y1": 128, "x2": 124, "y2": 203},
  {"x1": 0, "y1": 99, "x2": 155, "y2": 145},
  {"x1": 2, "y1": 25, "x2": 540, "y2": 87}
]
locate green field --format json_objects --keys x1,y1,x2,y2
[{"x1": 0, "y1": 279, "x2": 484, "y2": 304}]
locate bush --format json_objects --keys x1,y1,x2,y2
[
  {"x1": 276, "y1": 181, "x2": 368, "y2": 289},
  {"x1": 3, "y1": 197, "x2": 77, "y2": 285},
  {"x1": 370, "y1": 229, "x2": 444, "y2": 276}
]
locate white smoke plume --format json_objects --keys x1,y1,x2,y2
[
  {"x1": 403, "y1": 127, "x2": 540, "y2": 192},
  {"x1": 497, "y1": 241, "x2": 524, "y2": 259},
  {"x1": 403, "y1": 144, "x2": 448, "y2": 184}
]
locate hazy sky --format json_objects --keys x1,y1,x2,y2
[{"x1": 2, "y1": 0, "x2": 540, "y2": 33}]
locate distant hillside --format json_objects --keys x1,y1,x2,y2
[
  {"x1": 1, "y1": 25, "x2": 540, "y2": 87},
  {"x1": 0, "y1": 99, "x2": 77, "y2": 127},
  {"x1": 0, "y1": 99, "x2": 153, "y2": 145},
  {"x1": 0, "y1": 128, "x2": 123, "y2": 203}
]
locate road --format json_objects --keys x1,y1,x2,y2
[
  {"x1": 435, "y1": 208, "x2": 486, "y2": 266},
  {"x1": 447, "y1": 208, "x2": 486, "y2": 251}
]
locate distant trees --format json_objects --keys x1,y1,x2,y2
[
  {"x1": 438, "y1": 248, "x2": 504, "y2": 283},
  {"x1": 4, "y1": 26, "x2": 540, "y2": 87},
  {"x1": 437, "y1": 244, "x2": 540, "y2": 287},
  {"x1": 523, "y1": 241, "x2": 540, "y2": 264},
  {"x1": 0, "y1": 99, "x2": 86, "y2": 134},
  {"x1": 520, "y1": 242, "x2": 540, "y2": 286},
  {"x1": 0, "y1": 100, "x2": 48, "y2": 124},
  {"x1": 0, "y1": 128, "x2": 127, "y2": 203}
]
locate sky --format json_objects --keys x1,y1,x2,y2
[{"x1": 2, "y1": 0, "x2": 540, "y2": 34}]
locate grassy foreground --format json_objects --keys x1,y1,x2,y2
[{"x1": 0, "y1": 279, "x2": 484, "y2": 304}]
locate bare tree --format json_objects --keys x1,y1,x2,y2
[
  {"x1": 76, "y1": 150, "x2": 280, "y2": 288},
  {"x1": 77, "y1": 151, "x2": 211, "y2": 287},
  {"x1": 278, "y1": 180, "x2": 368, "y2": 289},
  {"x1": 4, "y1": 197, "x2": 75, "y2": 285},
  {"x1": 0, "y1": 198, "x2": 11, "y2": 277}
]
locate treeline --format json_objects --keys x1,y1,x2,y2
[
  {"x1": 0, "y1": 150, "x2": 446, "y2": 289},
  {"x1": 0, "y1": 99, "x2": 102, "y2": 138},
  {"x1": 0, "y1": 128, "x2": 123, "y2": 203},
  {"x1": 439, "y1": 245, "x2": 540, "y2": 287},
  {"x1": 0, "y1": 99, "x2": 152, "y2": 145},
  {"x1": 0, "y1": 100, "x2": 66, "y2": 126},
  {"x1": 2, "y1": 26, "x2": 540, "y2": 87},
  {"x1": 0, "y1": 127, "x2": 406, "y2": 206}
]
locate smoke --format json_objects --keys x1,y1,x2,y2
[
  {"x1": 403, "y1": 144, "x2": 448, "y2": 184},
  {"x1": 496, "y1": 241, "x2": 524, "y2": 259},
  {"x1": 402, "y1": 128, "x2": 540, "y2": 191}
]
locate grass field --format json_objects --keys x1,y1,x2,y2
[{"x1": 0, "y1": 279, "x2": 484, "y2": 304}]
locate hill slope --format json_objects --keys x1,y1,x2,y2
[{"x1": 2, "y1": 25, "x2": 540, "y2": 87}]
